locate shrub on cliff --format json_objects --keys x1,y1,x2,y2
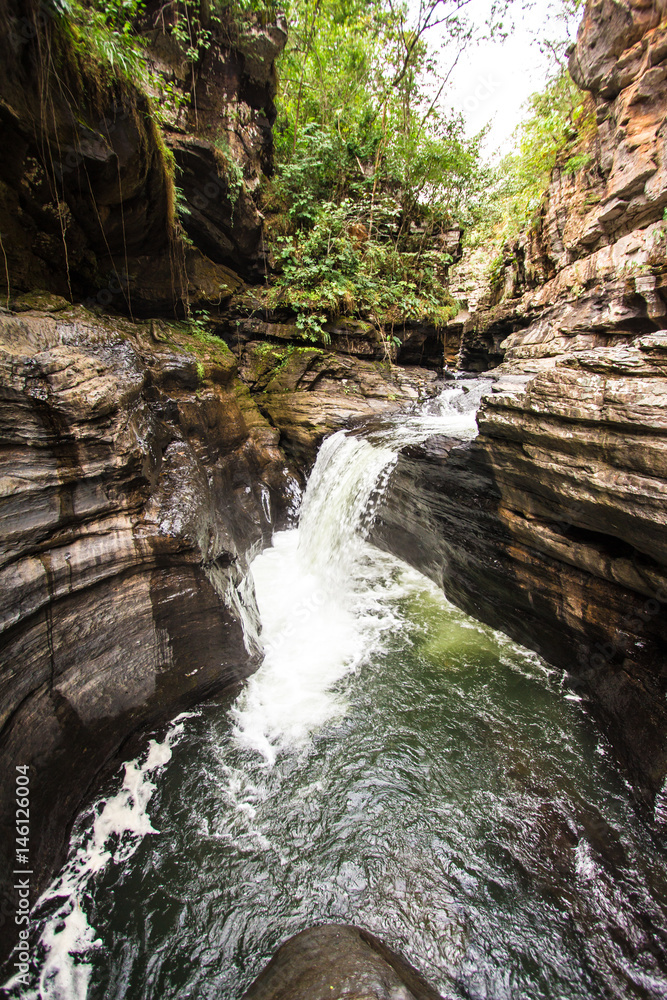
[
  {"x1": 263, "y1": 0, "x2": 506, "y2": 344},
  {"x1": 470, "y1": 0, "x2": 594, "y2": 281},
  {"x1": 482, "y1": 68, "x2": 596, "y2": 255},
  {"x1": 270, "y1": 200, "x2": 458, "y2": 344}
]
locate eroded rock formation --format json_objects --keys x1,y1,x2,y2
[
  {"x1": 0, "y1": 0, "x2": 286, "y2": 315},
  {"x1": 0, "y1": 0, "x2": 294, "y2": 961},
  {"x1": 376, "y1": 0, "x2": 667, "y2": 815},
  {"x1": 0, "y1": 300, "x2": 295, "y2": 955},
  {"x1": 2, "y1": 0, "x2": 667, "y2": 975},
  {"x1": 0, "y1": 0, "x2": 450, "y2": 963},
  {"x1": 237, "y1": 339, "x2": 442, "y2": 468}
]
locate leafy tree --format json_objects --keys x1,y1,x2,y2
[{"x1": 266, "y1": 0, "x2": 514, "y2": 343}]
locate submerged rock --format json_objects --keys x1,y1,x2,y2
[{"x1": 240, "y1": 925, "x2": 448, "y2": 1000}]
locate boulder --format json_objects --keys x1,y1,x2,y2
[{"x1": 240, "y1": 925, "x2": 448, "y2": 1000}]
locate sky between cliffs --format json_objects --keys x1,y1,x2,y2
[{"x1": 442, "y1": 0, "x2": 583, "y2": 152}]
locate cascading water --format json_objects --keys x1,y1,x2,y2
[
  {"x1": 4, "y1": 382, "x2": 667, "y2": 1000},
  {"x1": 233, "y1": 380, "x2": 490, "y2": 764}
]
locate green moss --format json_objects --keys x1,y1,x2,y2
[
  {"x1": 11, "y1": 291, "x2": 70, "y2": 313},
  {"x1": 161, "y1": 323, "x2": 237, "y2": 374}
]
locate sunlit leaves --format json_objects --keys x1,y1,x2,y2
[{"x1": 470, "y1": 62, "x2": 595, "y2": 274}]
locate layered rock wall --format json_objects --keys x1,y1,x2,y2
[
  {"x1": 0, "y1": 2, "x2": 453, "y2": 960},
  {"x1": 0, "y1": 300, "x2": 294, "y2": 956},
  {"x1": 375, "y1": 0, "x2": 667, "y2": 814},
  {"x1": 237, "y1": 339, "x2": 442, "y2": 468}
]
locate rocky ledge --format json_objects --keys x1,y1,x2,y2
[
  {"x1": 236, "y1": 338, "x2": 442, "y2": 469},
  {"x1": 0, "y1": 301, "x2": 293, "y2": 958}
]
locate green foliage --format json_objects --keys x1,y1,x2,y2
[
  {"x1": 510, "y1": 70, "x2": 594, "y2": 194},
  {"x1": 213, "y1": 0, "x2": 279, "y2": 13},
  {"x1": 471, "y1": 67, "x2": 596, "y2": 271},
  {"x1": 257, "y1": 342, "x2": 326, "y2": 377},
  {"x1": 170, "y1": 313, "x2": 236, "y2": 362},
  {"x1": 168, "y1": 0, "x2": 214, "y2": 63},
  {"x1": 188, "y1": 308, "x2": 213, "y2": 334},
  {"x1": 266, "y1": 0, "x2": 495, "y2": 339},
  {"x1": 49, "y1": 0, "x2": 150, "y2": 82},
  {"x1": 271, "y1": 201, "x2": 457, "y2": 343},
  {"x1": 213, "y1": 137, "x2": 245, "y2": 209},
  {"x1": 272, "y1": 0, "x2": 491, "y2": 228}
]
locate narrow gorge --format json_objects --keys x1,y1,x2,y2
[{"x1": 0, "y1": 0, "x2": 666, "y2": 998}]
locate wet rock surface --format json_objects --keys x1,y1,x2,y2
[
  {"x1": 239, "y1": 925, "x2": 447, "y2": 1000},
  {"x1": 0, "y1": 307, "x2": 294, "y2": 960},
  {"x1": 237, "y1": 341, "x2": 443, "y2": 469},
  {"x1": 373, "y1": 359, "x2": 667, "y2": 814}
]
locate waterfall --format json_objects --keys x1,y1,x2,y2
[
  {"x1": 231, "y1": 380, "x2": 492, "y2": 764},
  {"x1": 8, "y1": 377, "x2": 666, "y2": 1000},
  {"x1": 8, "y1": 379, "x2": 493, "y2": 997}
]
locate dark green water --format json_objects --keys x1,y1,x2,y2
[
  {"x1": 6, "y1": 389, "x2": 667, "y2": 1000},
  {"x1": 19, "y1": 565, "x2": 667, "y2": 1000}
]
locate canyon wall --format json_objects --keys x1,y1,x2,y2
[
  {"x1": 0, "y1": 301, "x2": 298, "y2": 953},
  {"x1": 375, "y1": 0, "x2": 667, "y2": 816},
  {"x1": 0, "y1": 0, "x2": 294, "y2": 959},
  {"x1": 3, "y1": 0, "x2": 667, "y2": 971},
  {"x1": 0, "y1": 0, "x2": 286, "y2": 314}
]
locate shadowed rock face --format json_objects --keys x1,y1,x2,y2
[
  {"x1": 239, "y1": 925, "x2": 448, "y2": 1000},
  {"x1": 372, "y1": 349, "x2": 667, "y2": 811},
  {"x1": 0, "y1": 0, "x2": 286, "y2": 314},
  {"x1": 0, "y1": 305, "x2": 295, "y2": 960}
]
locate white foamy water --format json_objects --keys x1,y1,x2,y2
[
  {"x1": 3, "y1": 717, "x2": 191, "y2": 1000},
  {"x1": 7, "y1": 380, "x2": 491, "y2": 998},
  {"x1": 232, "y1": 381, "x2": 491, "y2": 763}
]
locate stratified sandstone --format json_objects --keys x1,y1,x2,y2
[
  {"x1": 374, "y1": 341, "x2": 667, "y2": 811},
  {"x1": 238, "y1": 340, "x2": 442, "y2": 468},
  {"x1": 0, "y1": 304, "x2": 293, "y2": 956}
]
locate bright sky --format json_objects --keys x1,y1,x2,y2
[{"x1": 433, "y1": 0, "x2": 582, "y2": 155}]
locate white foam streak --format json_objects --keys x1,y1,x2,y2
[
  {"x1": 4, "y1": 720, "x2": 189, "y2": 1000},
  {"x1": 232, "y1": 531, "x2": 360, "y2": 763},
  {"x1": 10, "y1": 381, "x2": 491, "y2": 997}
]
